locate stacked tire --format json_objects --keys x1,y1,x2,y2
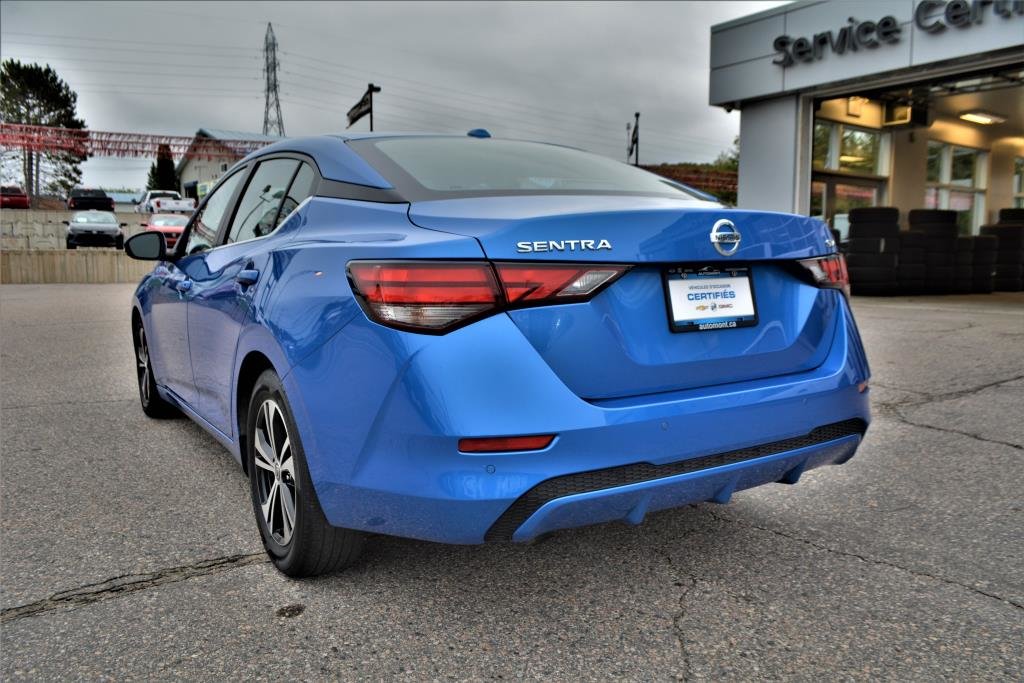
[
  {"x1": 952, "y1": 236, "x2": 974, "y2": 294},
  {"x1": 897, "y1": 231, "x2": 927, "y2": 295},
  {"x1": 981, "y1": 208, "x2": 1024, "y2": 291},
  {"x1": 909, "y1": 209, "x2": 959, "y2": 294},
  {"x1": 971, "y1": 235, "x2": 998, "y2": 293},
  {"x1": 844, "y1": 207, "x2": 899, "y2": 296}
]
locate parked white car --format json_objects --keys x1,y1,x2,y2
[{"x1": 135, "y1": 190, "x2": 195, "y2": 214}]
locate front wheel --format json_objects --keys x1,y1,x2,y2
[
  {"x1": 246, "y1": 370, "x2": 364, "y2": 577},
  {"x1": 133, "y1": 319, "x2": 179, "y2": 418},
  {"x1": 115, "y1": 235, "x2": 124, "y2": 250}
]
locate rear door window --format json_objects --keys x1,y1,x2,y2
[{"x1": 225, "y1": 159, "x2": 300, "y2": 244}]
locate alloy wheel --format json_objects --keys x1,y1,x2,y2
[
  {"x1": 136, "y1": 326, "x2": 150, "y2": 404},
  {"x1": 253, "y1": 399, "x2": 297, "y2": 546}
]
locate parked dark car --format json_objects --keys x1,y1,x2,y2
[
  {"x1": 1, "y1": 185, "x2": 31, "y2": 209},
  {"x1": 67, "y1": 188, "x2": 115, "y2": 211},
  {"x1": 64, "y1": 210, "x2": 125, "y2": 249}
]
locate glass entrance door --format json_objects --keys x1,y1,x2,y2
[{"x1": 811, "y1": 173, "x2": 885, "y2": 239}]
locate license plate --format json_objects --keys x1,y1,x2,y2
[{"x1": 664, "y1": 266, "x2": 758, "y2": 333}]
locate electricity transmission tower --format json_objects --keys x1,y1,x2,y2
[{"x1": 262, "y1": 23, "x2": 285, "y2": 137}]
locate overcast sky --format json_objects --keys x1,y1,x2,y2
[{"x1": 1, "y1": 1, "x2": 785, "y2": 189}]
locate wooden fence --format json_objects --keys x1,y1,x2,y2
[{"x1": 0, "y1": 249, "x2": 153, "y2": 284}]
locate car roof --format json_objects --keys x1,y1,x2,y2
[{"x1": 241, "y1": 133, "x2": 491, "y2": 189}]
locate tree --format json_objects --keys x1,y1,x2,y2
[
  {"x1": 146, "y1": 143, "x2": 179, "y2": 190},
  {"x1": 712, "y1": 135, "x2": 739, "y2": 172},
  {"x1": 0, "y1": 60, "x2": 87, "y2": 200}
]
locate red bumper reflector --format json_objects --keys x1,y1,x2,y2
[{"x1": 458, "y1": 435, "x2": 556, "y2": 453}]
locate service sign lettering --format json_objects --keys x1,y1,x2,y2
[{"x1": 772, "y1": 0, "x2": 1024, "y2": 68}]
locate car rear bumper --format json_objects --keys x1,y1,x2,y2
[{"x1": 284, "y1": 292, "x2": 870, "y2": 544}]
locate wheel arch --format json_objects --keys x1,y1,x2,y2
[{"x1": 235, "y1": 350, "x2": 278, "y2": 476}]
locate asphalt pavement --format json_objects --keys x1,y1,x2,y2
[{"x1": 1, "y1": 284, "x2": 1022, "y2": 681}]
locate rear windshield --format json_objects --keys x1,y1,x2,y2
[
  {"x1": 148, "y1": 192, "x2": 179, "y2": 199},
  {"x1": 351, "y1": 137, "x2": 702, "y2": 200},
  {"x1": 1, "y1": 186, "x2": 24, "y2": 195},
  {"x1": 151, "y1": 215, "x2": 188, "y2": 226},
  {"x1": 71, "y1": 189, "x2": 108, "y2": 198},
  {"x1": 72, "y1": 211, "x2": 117, "y2": 223}
]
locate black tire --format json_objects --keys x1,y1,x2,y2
[
  {"x1": 972, "y1": 235, "x2": 998, "y2": 252},
  {"x1": 899, "y1": 247, "x2": 925, "y2": 264},
  {"x1": 66, "y1": 241, "x2": 77, "y2": 250},
  {"x1": 954, "y1": 251, "x2": 973, "y2": 265},
  {"x1": 132, "y1": 318, "x2": 180, "y2": 419},
  {"x1": 899, "y1": 231, "x2": 928, "y2": 248},
  {"x1": 995, "y1": 249, "x2": 1024, "y2": 265},
  {"x1": 851, "y1": 282, "x2": 897, "y2": 296},
  {"x1": 972, "y1": 251, "x2": 997, "y2": 265},
  {"x1": 994, "y1": 264, "x2": 1023, "y2": 278},
  {"x1": 909, "y1": 209, "x2": 956, "y2": 225},
  {"x1": 843, "y1": 237, "x2": 899, "y2": 254},
  {"x1": 848, "y1": 222, "x2": 899, "y2": 239},
  {"x1": 246, "y1": 369, "x2": 364, "y2": 577},
  {"x1": 954, "y1": 236, "x2": 973, "y2": 251},
  {"x1": 993, "y1": 278, "x2": 1023, "y2": 292},
  {"x1": 971, "y1": 278, "x2": 994, "y2": 294},
  {"x1": 987, "y1": 225, "x2": 1023, "y2": 247},
  {"x1": 925, "y1": 252, "x2": 955, "y2": 267},
  {"x1": 899, "y1": 280, "x2": 926, "y2": 295},
  {"x1": 848, "y1": 207, "x2": 899, "y2": 223},
  {"x1": 897, "y1": 264, "x2": 926, "y2": 280},
  {"x1": 998, "y1": 208, "x2": 1024, "y2": 223},
  {"x1": 913, "y1": 222, "x2": 960, "y2": 239},
  {"x1": 846, "y1": 252, "x2": 897, "y2": 268},
  {"x1": 955, "y1": 265, "x2": 973, "y2": 279},
  {"x1": 115, "y1": 235, "x2": 125, "y2": 250},
  {"x1": 848, "y1": 266, "x2": 896, "y2": 283}
]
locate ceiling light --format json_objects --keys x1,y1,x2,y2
[{"x1": 959, "y1": 110, "x2": 1007, "y2": 125}]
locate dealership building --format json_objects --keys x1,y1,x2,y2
[{"x1": 710, "y1": 0, "x2": 1024, "y2": 237}]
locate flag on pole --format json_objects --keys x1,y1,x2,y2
[
  {"x1": 347, "y1": 83, "x2": 381, "y2": 128},
  {"x1": 627, "y1": 117, "x2": 639, "y2": 159}
]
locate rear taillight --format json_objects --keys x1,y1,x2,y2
[
  {"x1": 799, "y1": 254, "x2": 850, "y2": 298},
  {"x1": 348, "y1": 261, "x2": 502, "y2": 332},
  {"x1": 494, "y1": 263, "x2": 629, "y2": 304},
  {"x1": 348, "y1": 260, "x2": 630, "y2": 333}
]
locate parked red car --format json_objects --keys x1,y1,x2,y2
[
  {"x1": 141, "y1": 213, "x2": 189, "y2": 249},
  {"x1": 1, "y1": 185, "x2": 30, "y2": 209},
  {"x1": 67, "y1": 188, "x2": 115, "y2": 211}
]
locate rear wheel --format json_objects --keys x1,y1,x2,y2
[
  {"x1": 246, "y1": 370, "x2": 364, "y2": 577},
  {"x1": 133, "y1": 320, "x2": 179, "y2": 418}
]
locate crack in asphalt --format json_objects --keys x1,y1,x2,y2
[
  {"x1": 1, "y1": 552, "x2": 267, "y2": 623},
  {"x1": 889, "y1": 405, "x2": 1023, "y2": 451},
  {"x1": 652, "y1": 546, "x2": 693, "y2": 681},
  {"x1": 871, "y1": 374, "x2": 1024, "y2": 451},
  {"x1": 701, "y1": 508, "x2": 1024, "y2": 612}
]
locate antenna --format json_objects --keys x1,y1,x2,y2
[{"x1": 262, "y1": 23, "x2": 285, "y2": 137}]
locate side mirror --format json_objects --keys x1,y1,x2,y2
[
  {"x1": 61, "y1": 220, "x2": 69, "y2": 225},
  {"x1": 124, "y1": 231, "x2": 166, "y2": 260}
]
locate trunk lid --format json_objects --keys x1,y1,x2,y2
[{"x1": 409, "y1": 195, "x2": 840, "y2": 400}]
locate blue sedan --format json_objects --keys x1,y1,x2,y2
[{"x1": 124, "y1": 133, "x2": 870, "y2": 577}]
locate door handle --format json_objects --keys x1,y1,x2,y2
[
  {"x1": 235, "y1": 269, "x2": 260, "y2": 287},
  {"x1": 175, "y1": 279, "x2": 193, "y2": 292}
]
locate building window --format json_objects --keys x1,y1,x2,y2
[
  {"x1": 812, "y1": 120, "x2": 888, "y2": 176},
  {"x1": 924, "y1": 142, "x2": 987, "y2": 234},
  {"x1": 811, "y1": 119, "x2": 889, "y2": 239},
  {"x1": 1014, "y1": 157, "x2": 1024, "y2": 209}
]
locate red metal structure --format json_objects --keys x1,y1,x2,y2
[{"x1": 0, "y1": 123, "x2": 272, "y2": 160}]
